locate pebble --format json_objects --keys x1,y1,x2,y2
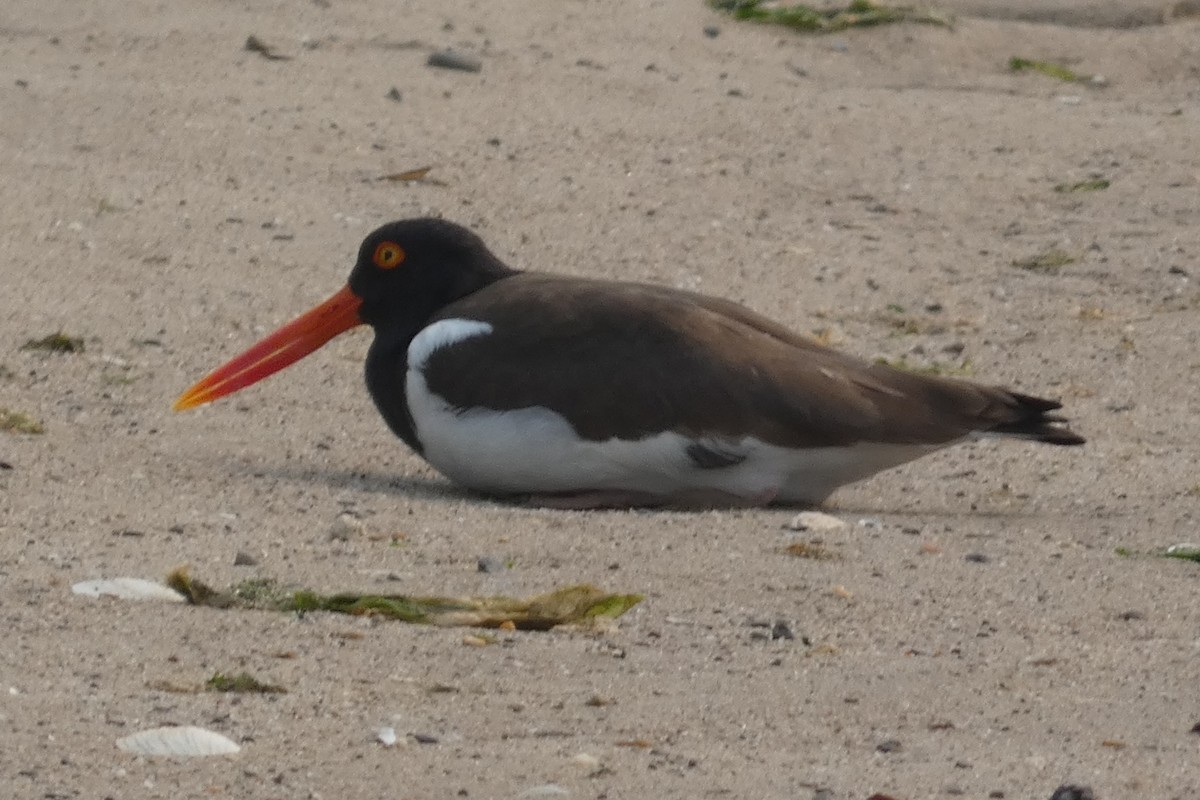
[
  {"x1": 477, "y1": 556, "x2": 508, "y2": 574},
  {"x1": 1049, "y1": 786, "x2": 1094, "y2": 800},
  {"x1": 329, "y1": 512, "x2": 365, "y2": 541},
  {"x1": 770, "y1": 620, "x2": 795, "y2": 641},
  {"x1": 427, "y1": 49, "x2": 482, "y2": 73},
  {"x1": 964, "y1": 552, "x2": 991, "y2": 564},
  {"x1": 785, "y1": 511, "x2": 846, "y2": 532},
  {"x1": 233, "y1": 550, "x2": 257, "y2": 566},
  {"x1": 376, "y1": 727, "x2": 398, "y2": 747},
  {"x1": 875, "y1": 738, "x2": 902, "y2": 753}
]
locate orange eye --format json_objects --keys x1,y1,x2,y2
[{"x1": 373, "y1": 241, "x2": 406, "y2": 269}]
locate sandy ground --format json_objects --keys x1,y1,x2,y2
[{"x1": 3, "y1": 1, "x2": 1200, "y2": 798}]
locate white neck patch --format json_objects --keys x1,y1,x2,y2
[{"x1": 407, "y1": 318, "x2": 494, "y2": 372}]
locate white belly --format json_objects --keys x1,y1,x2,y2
[{"x1": 405, "y1": 319, "x2": 944, "y2": 503}]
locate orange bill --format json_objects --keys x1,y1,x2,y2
[{"x1": 173, "y1": 284, "x2": 363, "y2": 411}]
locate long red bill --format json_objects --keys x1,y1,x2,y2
[{"x1": 173, "y1": 284, "x2": 364, "y2": 411}]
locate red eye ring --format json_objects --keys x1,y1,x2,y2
[{"x1": 373, "y1": 241, "x2": 406, "y2": 269}]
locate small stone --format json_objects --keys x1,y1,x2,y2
[
  {"x1": 703, "y1": 25, "x2": 720, "y2": 37},
  {"x1": 427, "y1": 49, "x2": 482, "y2": 73},
  {"x1": 571, "y1": 752, "x2": 600, "y2": 769},
  {"x1": 964, "y1": 552, "x2": 991, "y2": 564},
  {"x1": 477, "y1": 556, "x2": 507, "y2": 574},
  {"x1": 785, "y1": 511, "x2": 846, "y2": 532},
  {"x1": 875, "y1": 738, "x2": 902, "y2": 753},
  {"x1": 329, "y1": 512, "x2": 365, "y2": 541},
  {"x1": 411, "y1": 732, "x2": 439, "y2": 745},
  {"x1": 377, "y1": 726, "x2": 398, "y2": 747},
  {"x1": 770, "y1": 620, "x2": 795, "y2": 641},
  {"x1": 1049, "y1": 786, "x2": 1094, "y2": 800},
  {"x1": 386, "y1": 86, "x2": 402, "y2": 102},
  {"x1": 233, "y1": 550, "x2": 258, "y2": 566}
]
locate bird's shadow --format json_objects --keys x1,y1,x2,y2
[
  {"x1": 218, "y1": 459, "x2": 1069, "y2": 520},
  {"x1": 249, "y1": 461, "x2": 482, "y2": 504}
]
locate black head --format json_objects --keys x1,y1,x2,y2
[{"x1": 348, "y1": 218, "x2": 516, "y2": 332}]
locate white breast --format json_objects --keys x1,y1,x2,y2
[{"x1": 405, "y1": 318, "x2": 946, "y2": 503}]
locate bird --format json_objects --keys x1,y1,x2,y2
[{"x1": 174, "y1": 218, "x2": 1084, "y2": 509}]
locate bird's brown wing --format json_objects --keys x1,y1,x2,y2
[{"x1": 421, "y1": 273, "x2": 1083, "y2": 448}]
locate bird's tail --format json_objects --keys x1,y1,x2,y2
[{"x1": 985, "y1": 392, "x2": 1086, "y2": 445}]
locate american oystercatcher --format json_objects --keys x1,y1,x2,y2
[{"x1": 175, "y1": 218, "x2": 1084, "y2": 508}]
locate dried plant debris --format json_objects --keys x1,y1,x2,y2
[
  {"x1": 1163, "y1": 543, "x2": 1200, "y2": 563},
  {"x1": 0, "y1": 409, "x2": 44, "y2": 434},
  {"x1": 21, "y1": 332, "x2": 84, "y2": 353},
  {"x1": 206, "y1": 671, "x2": 287, "y2": 694},
  {"x1": 1055, "y1": 178, "x2": 1110, "y2": 193},
  {"x1": 166, "y1": 567, "x2": 642, "y2": 631},
  {"x1": 244, "y1": 34, "x2": 291, "y2": 61},
  {"x1": 1012, "y1": 249, "x2": 1077, "y2": 273},
  {"x1": 377, "y1": 166, "x2": 446, "y2": 185},
  {"x1": 874, "y1": 356, "x2": 974, "y2": 377},
  {"x1": 427, "y1": 49, "x2": 482, "y2": 72},
  {"x1": 708, "y1": 0, "x2": 953, "y2": 33},
  {"x1": 785, "y1": 541, "x2": 840, "y2": 560},
  {"x1": 1009, "y1": 57, "x2": 1104, "y2": 85}
]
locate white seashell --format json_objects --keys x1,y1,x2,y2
[
  {"x1": 784, "y1": 511, "x2": 846, "y2": 533},
  {"x1": 116, "y1": 726, "x2": 240, "y2": 757},
  {"x1": 72, "y1": 578, "x2": 185, "y2": 603}
]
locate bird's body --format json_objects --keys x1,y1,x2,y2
[{"x1": 175, "y1": 218, "x2": 1084, "y2": 508}]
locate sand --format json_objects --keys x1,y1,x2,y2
[{"x1": 2, "y1": 1, "x2": 1199, "y2": 797}]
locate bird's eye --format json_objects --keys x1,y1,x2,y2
[{"x1": 373, "y1": 241, "x2": 406, "y2": 270}]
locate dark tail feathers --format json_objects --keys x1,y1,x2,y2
[{"x1": 990, "y1": 392, "x2": 1086, "y2": 445}]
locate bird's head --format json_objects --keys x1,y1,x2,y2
[{"x1": 173, "y1": 218, "x2": 512, "y2": 411}]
